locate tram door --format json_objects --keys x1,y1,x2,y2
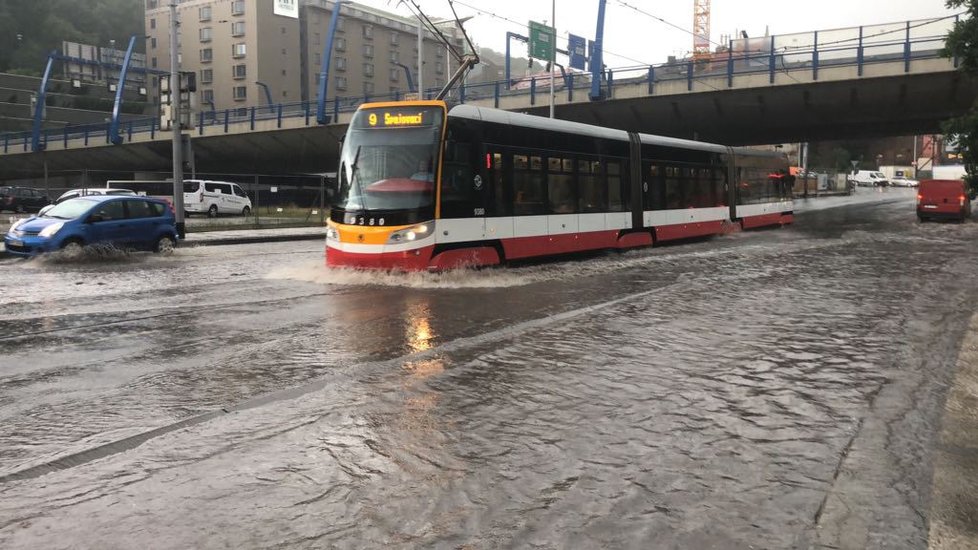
[{"x1": 440, "y1": 124, "x2": 489, "y2": 238}]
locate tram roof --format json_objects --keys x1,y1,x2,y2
[{"x1": 447, "y1": 104, "x2": 729, "y2": 154}]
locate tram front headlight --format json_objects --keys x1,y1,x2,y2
[
  {"x1": 326, "y1": 225, "x2": 339, "y2": 241},
  {"x1": 386, "y1": 223, "x2": 430, "y2": 244}
]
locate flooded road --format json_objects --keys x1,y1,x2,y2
[{"x1": 1, "y1": 188, "x2": 977, "y2": 548}]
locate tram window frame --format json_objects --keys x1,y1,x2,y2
[
  {"x1": 607, "y1": 160, "x2": 626, "y2": 212},
  {"x1": 578, "y1": 158, "x2": 607, "y2": 213},
  {"x1": 665, "y1": 165, "x2": 682, "y2": 209},
  {"x1": 486, "y1": 150, "x2": 511, "y2": 217},
  {"x1": 513, "y1": 154, "x2": 547, "y2": 216},
  {"x1": 645, "y1": 163, "x2": 665, "y2": 211},
  {"x1": 547, "y1": 155, "x2": 576, "y2": 214}
]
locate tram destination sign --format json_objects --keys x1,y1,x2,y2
[{"x1": 356, "y1": 106, "x2": 441, "y2": 129}]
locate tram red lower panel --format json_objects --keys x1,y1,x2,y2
[
  {"x1": 502, "y1": 229, "x2": 621, "y2": 259},
  {"x1": 326, "y1": 245, "x2": 435, "y2": 270},
  {"x1": 654, "y1": 221, "x2": 724, "y2": 242},
  {"x1": 741, "y1": 213, "x2": 794, "y2": 229}
]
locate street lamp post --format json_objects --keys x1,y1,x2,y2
[{"x1": 169, "y1": 0, "x2": 185, "y2": 239}]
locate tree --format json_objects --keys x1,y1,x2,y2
[{"x1": 943, "y1": 0, "x2": 978, "y2": 192}]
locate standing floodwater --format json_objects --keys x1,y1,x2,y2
[{"x1": 0, "y1": 189, "x2": 976, "y2": 548}]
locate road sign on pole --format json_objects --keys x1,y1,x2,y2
[
  {"x1": 528, "y1": 20, "x2": 554, "y2": 61},
  {"x1": 568, "y1": 34, "x2": 586, "y2": 71}
]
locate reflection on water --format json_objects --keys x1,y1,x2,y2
[{"x1": 404, "y1": 299, "x2": 434, "y2": 353}]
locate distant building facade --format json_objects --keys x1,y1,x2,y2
[{"x1": 144, "y1": 0, "x2": 460, "y2": 113}]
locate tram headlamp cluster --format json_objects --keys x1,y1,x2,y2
[
  {"x1": 387, "y1": 223, "x2": 430, "y2": 244},
  {"x1": 326, "y1": 225, "x2": 339, "y2": 241}
]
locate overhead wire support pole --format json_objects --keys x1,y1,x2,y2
[
  {"x1": 549, "y1": 0, "x2": 555, "y2": 118},
  {"x1": 31, "y1": 52, "x2": 57, "y2": 152},
  {"x1": 169, "y1": 0, "x2": 185, "y2": 239},
  {"x1": 316, "y1": 0, "x2": 344, "y2": 124},
  {"x1": 109, "y1": 35, "x2": 139, "y2": 145},
  {"x1": 589, "y1": 0, "x2": 607, "y2": 101}
]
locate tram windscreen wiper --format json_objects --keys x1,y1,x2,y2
[{"x1": 349, "y1": 145, "x2": 366, "y2": 207}]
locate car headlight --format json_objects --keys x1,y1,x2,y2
[
  {"x1": 326, "y1": 225, "x2": 339, "y2": 241},
  {"x1": 38, "y1": 222, "x2": 64, "y2": 238},
  {"x1": 386, "y1": 223, "x2": 430, "y2": 244},
  {"x1": 9, "y1": 218, "x2": 27, "y2": 233}
]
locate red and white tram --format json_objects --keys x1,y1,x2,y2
[{"x1": 326, "y1": 100, "x2": 793, "y2": 271}]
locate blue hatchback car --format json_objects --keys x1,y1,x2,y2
[{"x1": 4, "y1": 195, "x2": 178, "y2": 257}]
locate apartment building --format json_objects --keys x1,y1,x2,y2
[{"x1": 144, "y1": 0, "x2": 457, "y2": 114}]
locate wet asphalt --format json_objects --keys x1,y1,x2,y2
[{"x1": 0, "y1": 188, "x2": 976, "y2": 549}]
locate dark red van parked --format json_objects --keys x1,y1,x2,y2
[{"x1": 917, "y1": 179, "x2": 972, "y2": 222}]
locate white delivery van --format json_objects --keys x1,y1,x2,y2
[
  {"x1": 849, "y1": 170, "x2": 890, "y2": 187},
  {"x1": 183, "y1": 180, "x2": 252, "y2": 217}
]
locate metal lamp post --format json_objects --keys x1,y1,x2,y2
[{"x1": 169, "y1": 0, "x2": 185, "y2": 239}]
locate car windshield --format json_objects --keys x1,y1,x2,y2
[{"x1": 41, "y1": 198, "x2": 97, "y2": 219}]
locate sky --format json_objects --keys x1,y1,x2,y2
[{"x1": 355, "y1": 0, "x2": 962, "y2": 69}]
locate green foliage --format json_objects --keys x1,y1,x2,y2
[
  {"x1": 0, "y1": 0, "x2": 144, "y2": 74},
  {"x1": 943, "y1": 0, "x2": 978, "y2": 192}
]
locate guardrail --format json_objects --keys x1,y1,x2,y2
[{"x1": 0, "y1": 15, "x2": 959, "y2": 155}]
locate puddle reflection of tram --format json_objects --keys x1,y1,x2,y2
[{"x1": 325, "y1": 100, "x2": 793, "y2": 271}]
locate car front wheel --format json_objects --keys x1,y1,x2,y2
[
  {"x1": 154, "y1": 235, "x2": 176, "y2": 255},
  {"x1": 208, "y1": 205, "x2": 218, "y2": 218},
  {"x1": 242, "y1": 206, "x2": 251, "y2": 217},
  {"x1": 61, "y1": 238, "x2": 84, "y2": 258}
]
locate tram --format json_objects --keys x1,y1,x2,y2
[{"x1": 325, "y1": 100, "x2": 793, "y2": 271}]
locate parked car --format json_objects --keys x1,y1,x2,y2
[
  {"x1": 890, "y1": 175, "x2": 919, "y2": 188},
  {"x1": 4, "y1": 195, "x2": 178, "y2": 257},
  {"x1": 55, "y1": 188, "x2": 137, "y2": 204},
  {"x1": 183, "y1": 180, "x2": 253, "y2": 217},
  {"x1": 848, "y1": 170, "x2": 890, "y2": 187},
  {"x1": 0, "y1": 186, "x2": 51, "y2": 213},
  {"x1": 917, "y1": 179, "x2": 972, "y2": 222}
]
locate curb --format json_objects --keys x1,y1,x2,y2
[{"x1": 182, "y1": 232, "x2": 327, "y2": 247}]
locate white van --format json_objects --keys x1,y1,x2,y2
[
  {"x1": 848, "y1": 170, "x2": 890, "y2": 187},
  {"x1": 183, "y1": 180, "x2": 252, "y2": 217}
]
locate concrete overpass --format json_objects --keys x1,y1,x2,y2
[{"x1": 1, "y1": 16, "x2": 974, "y2": 182}]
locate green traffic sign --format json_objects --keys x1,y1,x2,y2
[{"x1": 528, "y1": 20, "x2": 555, "y2": 61}]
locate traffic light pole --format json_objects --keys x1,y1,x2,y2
[{"x1": 169, "y1": 1, "x2": 185, "y2": 239}]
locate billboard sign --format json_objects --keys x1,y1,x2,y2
[
  {"x1": 274, "y1": 0, "x2": 298, "y2": 19},
  {"x1": 568, "y1": 34, "x2": 586, "y2": 71},
  {"x1": 528, "y1": 20, "x2": 554, "y2": 61}
]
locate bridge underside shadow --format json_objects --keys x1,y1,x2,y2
[{"x1": 533, "y1": 71, "x2": 978, "y2": 146}]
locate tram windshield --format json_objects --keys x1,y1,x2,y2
[{"x1": 333, "y1": 106, "x2": 444, "y2": 218}]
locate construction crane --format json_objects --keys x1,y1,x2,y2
[{"x1": 692, "y1": 0, "x2": 711, "y2": 60}]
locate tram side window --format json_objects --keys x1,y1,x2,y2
[
  {"x1": 513, "y1": 154, "x2": 547, "y2": 215},
  {"x1": 645, "y1": 164, "x2": 664, "y2": 211},
  {"x1": 665, "y1": 166, "x2": 682, "y2": 208},
  {"x1": 715, "y1": 168, "x2": 728, "y2": 206},
  {"x1": 579, "y1": 159, "x2": 606, "y2": 212},
  {"x1": 487, "y1": 151, "x2": 511, "y2": 217},
  {"x1": 692, "y1": 167, "x2": 715, "y2": 207},
  {"x1": 440, "y1": 137, "x2": 478, "y2": 218},
  {"x1": 548, "y1": 156, "x2": 576, "y2": 214},
  {"x1": 607, "y1": 161, "x2": 624, "y2": 211}
]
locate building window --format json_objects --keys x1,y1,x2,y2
[
  {"x1": 363, "y1": 44, "x2": 373, "y2": 58},
  {"x1": 199, "y1": 27, "x2": 212, "y2": 42},
  {"x1": 201, "y1": 68, "x2": 213, "y2": 83},
  {"x1": 389, "y1": 67, "x2": 399, "y2": 81},
  {"x1": 335, "y1": 37, "x2": 346, "y2": 52},
  {"x1": 146, "y1": 0, "x2": 158, "y2": 9},
  {"x1": 390, "y1": 32, "x2": 399, "y2": 46},
  {"x1": 151, "y1": 57, "x2": 157, "y2": 68},
  {"x1": 336, "y1": 76, "x2": 347, "y2": 90},
  {"x1": 390, "y1": 50, "x2": 399, "y2": 63},
  {"x1": 232, "y1": 43, "x2": 246, "y2": 58},
  {"x1": 202, "y1": 89, "x2": 214, "y2": 104},
  {"x1": 336, "y1": 57, "x2": 346, "y2": 71},
  {"x1": 150, "y1": 18, "x2": 156, "y2": 30},
  {"x1": 435, "y1": 61, "x2": 443, "y2": 74},
  {"x1": 336, "y1": 17, "x2": 345, "y2": 32},
  {"x1": 233, "y1": 86, "x2": 247, "y2": 100},
  {"x1": 232, "y1": 21, "x2": 245, "y2": 36},
  {"x1": 314, "y1": 52, "x2": 321, "y2": 65},
  {"x1": 150, "y1": 37, "x2": 157, "y2": 49},
  {"x1": 362, "y1": 25, "x2": 373, "y2": 39},
  {"x1": 364, "y1": 81, "x2": 374, "y2": 95},
  {"x1": 231, "y1": 1, "x2": 244, "y2": 16},
  {"x1": 233, "y1": 64, "x2": 246, "y2": 79},
  {"x1": 199, "y1": 6, "x2": 211, "y2": 21},
  {"x1": 282, "y1": 69, "x2": 287, "y2": 76},
  {"x1": 363, "y1": 63, "x2": 374, "y2": 77},
  {"x1": 200, "y1": 48, "x2": 213, "y2": 63},
  {"x1": 313, "y1": 32, "x2": 320, "y2": 45}
]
